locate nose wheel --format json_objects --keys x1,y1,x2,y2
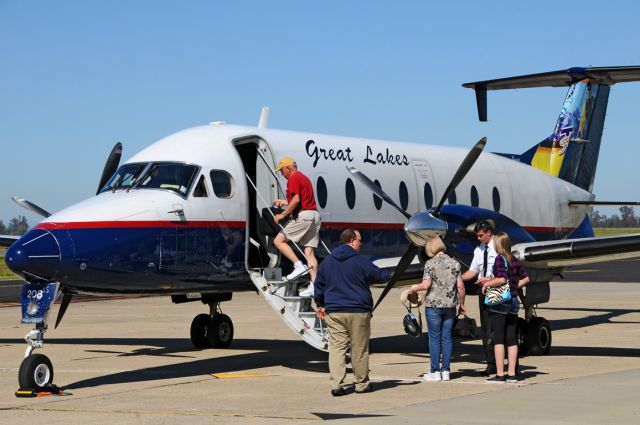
[{"x1": 19, "y1": 353, "x2": 54, "y2": 390}]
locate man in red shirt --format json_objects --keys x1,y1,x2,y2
[{"x1": 273, "y1": 156, "x2": 321, "y2": 296}]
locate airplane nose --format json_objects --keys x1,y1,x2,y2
[{"x1": 5, "y1": 229, "x2": 61, "y2": 282}]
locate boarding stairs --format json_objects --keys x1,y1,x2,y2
[{"x1": 249, "y1": 269, "x2": 329, "y2": 351}]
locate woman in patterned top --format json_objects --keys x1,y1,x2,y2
[
  {"x1": 409, "y1": 236, "x2": 465, "y2": 382},
  {"x1": 481, "y1": 232, "x2": 529, "y2": 383}
]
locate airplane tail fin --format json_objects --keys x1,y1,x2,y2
[{"x1": 464, "y1": 67, "x2": 640, "y2": 192}]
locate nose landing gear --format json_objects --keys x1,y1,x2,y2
[{"x1": 17, "y1": 282, "x2": 59, "y2": 392}]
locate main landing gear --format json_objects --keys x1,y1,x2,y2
[
  {"x1": 174, "y1": 293, "x2": 235, "y2": 349},
  {"x1": 516, "y1": 307, "x2": 552, "y2": 356}
]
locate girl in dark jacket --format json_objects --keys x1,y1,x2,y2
[{"x1": 481, "y1": 232, "x2": 529, "y2": 383}]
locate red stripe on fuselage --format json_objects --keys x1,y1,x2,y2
[{"x1": 35, "y1": 220, "x2": 246, "y2": 230}]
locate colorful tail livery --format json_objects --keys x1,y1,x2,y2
[{"x1": 464, "y1": 66, "x2": 640, "y2": 192}]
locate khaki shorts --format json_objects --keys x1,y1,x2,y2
[{"x1": 280, "y1": 210, "x2": 321, "y2": 248}]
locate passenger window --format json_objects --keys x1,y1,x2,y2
[
  {"x1": 373, "y1": 180, "x2": 383, "y2": 210},
  {"x1": 192, "y1": 175, "x2": 208, "y2": 197},
  {"x1": 210, "y1": 170, "x2": 234, "y2": 198},
  {"x1": 399, "y1": 181, "x2": 409, "y2": 211},
  {"x1": 492, "y1": 187, "x2": 501, "y2": 212},
  {"x1": 448, "y1": 190, "x2": 457, "y2": 205},
  {"x1": 470, "y1": 185, "x2": 479, "y2": 207},
  {"x1": 316, "y1": 176, "x2": 328, "y2": 209},
  {"x1": 346, "y1": 178, "x2": 356, "y2": 209},
  {"x1": 424, "y1": 183, "x2": 433, "y2": 209}
]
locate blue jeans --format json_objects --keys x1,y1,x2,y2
[{"x1": 425, "y1": 307, "x2": 456, "y2": 372}]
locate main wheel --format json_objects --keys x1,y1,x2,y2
[
  {"x1": 207, "y1": 314, "x2": 234, "y2": 348},
  {"x1": 528, "y1": 317, "x2": 552, "y2": 356},
  {"x1": 190, "y1": 314, "x2": 211, "y2": 349},
  {"x1": 18, "y1": 354, "x2": 54, "y2": 390},
  {"x1": 516, "y1": 317, "x2": 529, "y2": 357}
]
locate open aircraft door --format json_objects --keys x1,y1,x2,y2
[{"x1": 233, "y1": 136, "x2": 280, "y2": 270}]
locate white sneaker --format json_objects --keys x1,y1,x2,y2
[
  {"x1": 286, "y1": 264, "x2": 309, "y2": 281},
  {"x1": 441, "y1": 370, "x2": 450, "y2": 381},
  {"x1": 423, "y1": 371, "x2": 441, "y2": 382},
  {"x1": 299, "y1": 284, "x2": 314, "y2": 297}
]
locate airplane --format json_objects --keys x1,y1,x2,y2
[{"x1": 4, "y1": 66, "x2": 640, "y2": 392}]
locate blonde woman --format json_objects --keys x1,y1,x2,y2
[
  {"x1": 481, "y1": 232, "x2": 529, "y2": 383},
  {"x1": 409, "y1": 236, "x2": 465, "y2": 382}
]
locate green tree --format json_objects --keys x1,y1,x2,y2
[
  {"x1": 0, "y1": 219, "x2": 6, "y2": 234},
  {"x1": 618, "y1": 206, "x2": 637, "y2": 227},
  {"x1": 6, "y1": 216, "x2": 29, "y2": 235}
]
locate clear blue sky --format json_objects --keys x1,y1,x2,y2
[{"x1": 2, "y1": 1, "x2": 640, "y2": 226}]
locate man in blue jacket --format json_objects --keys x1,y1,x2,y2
[{"x1": 315, "y1": 228, "x2": 391, "y2": 396}]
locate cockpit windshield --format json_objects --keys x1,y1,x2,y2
[
  {"x1": 99, "y1": 162, "x2": 199, "y2": 197},
  {"x1": 100, "y1": 163, "x2": 147, "y2": 193}
]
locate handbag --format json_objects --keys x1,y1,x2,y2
[
  {"x1": 453, "y1": 314, "x2": 478, "y2": 338},
  {"x1": 484, "y1": 255, "x2": 512, "y2": 306}
]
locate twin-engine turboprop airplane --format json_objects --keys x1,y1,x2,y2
[{"x1": 4, "y1": 66, "x2": 640, "y2": 391}]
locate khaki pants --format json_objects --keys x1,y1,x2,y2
[{"x1": 325, "y1": 312, "x2": 371, "y2": 391}]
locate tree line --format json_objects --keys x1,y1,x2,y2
[
  {"x1": 0, "y1": 216, "x2": 30, "y2": 235},
  {"x1": 589, "y1": 206, "x2": 640, "y2": 228}
]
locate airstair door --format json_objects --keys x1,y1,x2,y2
[{"x1": 233, "y1": 136, "x2": 281, "y2": 270}]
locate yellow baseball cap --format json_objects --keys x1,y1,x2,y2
[{"x1": 275, "y1": 156, "x2": 296, "y2": 172}]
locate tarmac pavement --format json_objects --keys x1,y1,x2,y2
[{"x1": 0, "y1": 279, "x2": 639, "y2": 424}]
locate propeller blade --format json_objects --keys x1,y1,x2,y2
[
  {"x1": 97, "y1": 142, "x2": 123, "y2": 194},
  {"x1": 55, "y1": 292, "x2": 73, "y2": 329},
  {"x1": 346, "y1": 166, "x2": 412, "y2": 220},
  {"x1": 373, "y1": 244, "x2": 420, "y2": 311},
  {"x1": 433, "y1": 137, "x2": 486, "y2": 216},
  {"x1": 11, "y1": 196, "x2": 51, "y2": 218}
]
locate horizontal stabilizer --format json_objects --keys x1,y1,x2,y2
[
  {"x1": 512, "y1": 233, "x2": 640, "y2": 268},
  {"x1": 464, "y1": 66, "x2": 640, "y2": 121}
]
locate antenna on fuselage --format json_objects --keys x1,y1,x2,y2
[{"x1": 258, "y1": 106, "x2": 270, "y2": 128}]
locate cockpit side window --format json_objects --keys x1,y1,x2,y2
[
  {"x1": 99, "y1": 163, "x2": 148, "y2": 193},
  {"x1": 138, "y1": 163, "x2": 199, "y2": 196},
  {"x1": 210, "y1": 170, "x2": 234, "y2": 198},
  {"x1": 192, "y1": 175, "x2": 208, "y2": 197}
]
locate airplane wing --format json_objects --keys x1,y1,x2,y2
[
  {"x1": 512, "y1": 233, "x2": 640, "y2": 268},
  {"x1": 372, "y1": 256, "x2": 424, "y2": 283},
  {"x1": 0, "y1": 235, "x2": 19, "y2": 248}
]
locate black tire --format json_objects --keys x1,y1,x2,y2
[
  {"x1": 190, "y1": 314, "x2": 211, "y2": 349},
  {"x1": 207, "y1": 314, "x2": 234, "y2": 348},
  {"x1": 516, "y1": 317, "x2": 529, "y2": 357},
  {"x1": 18, "y1": 354, "x2": 54, "y2": 390},
  {"x1": 528, "y1": 317, "x2": 552, "y2": 356}
]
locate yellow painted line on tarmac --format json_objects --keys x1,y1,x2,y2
[
  {"x1": 0, "y1": 302, "x2": 20, "y2": 308},
  {"x1": 564, "y1": 269, "x2": 599, "y2": 273},
  {"x1": 211, "y1": 372, "x2": 273, "y2": 379},
  {"x1": 14, "y1": 406, "x2": 316, "y2": 420}
]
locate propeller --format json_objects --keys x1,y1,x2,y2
[
  {"x1": 433, "y1": 137, "x2": 486, "y2": 217},
  {"x1": 346, "y1": 167, "x2": 411, "y2": 220},
  {"x1": 97, "y1": 142, "x2": 123, "y2": 194},
  {"x1": 11, "y1": 196, "x2": 51, "y2": 218},
  {"x1": 348, "y1": 137, "x2": 486, "y2": 309},
  {"x1": 373, "y1": 244, "x2": 420, "y2": 311},
  {"x1": 55, "y1": 292, "x2": 73, "y2": 328}
]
